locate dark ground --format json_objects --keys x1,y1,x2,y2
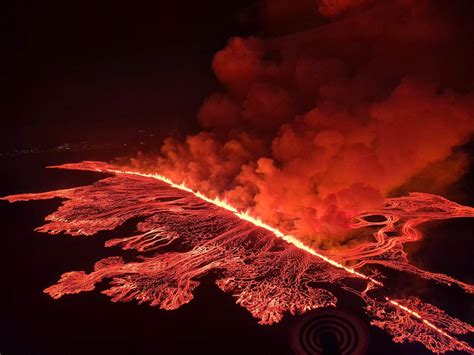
[
  {"x1": 0, "y1": 150, "x2": 473, "y2": 355},
  {"x1": 1, "y1": 1, "x2": 473, "y2": 354}
]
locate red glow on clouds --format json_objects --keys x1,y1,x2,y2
[
  {"x1": 127, "y1": 0, "x2": 474, "y2": 248},
  {"x1": 4, "y1": 1, "x2": 474, "y2": 353}
]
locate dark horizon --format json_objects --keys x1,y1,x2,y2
[
  {"x1": 3, "y1": 1, "x2": 258, "y2": 152},
  {"x1": 2, "y1": 1, "x2": 474, "y2": 354}
]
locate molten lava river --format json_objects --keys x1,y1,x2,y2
[{"x1": 3, "y1": 161, "x2": 474, "y2": 353}]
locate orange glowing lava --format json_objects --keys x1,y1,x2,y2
[
  {"x1": 2, "y1": 161, "x2": 473, "y2": 353},
  {"x1": 105, "y1": 167, "x2": 383, "y2": 286}
]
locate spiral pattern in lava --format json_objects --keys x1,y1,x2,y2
[{"x1": 289, "y1": 308, "x2": 369, "y2": 355}]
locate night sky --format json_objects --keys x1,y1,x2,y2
[
  {"x1": 3, "y1": 1, "x2": 256, "y2": 151},
  {"x1": 1, "y1": 1, "x2": 474, "y2": 355}
]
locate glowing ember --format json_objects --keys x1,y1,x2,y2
[{"x1": 2, "y1": 161, "x2": 473, "y2": 353}]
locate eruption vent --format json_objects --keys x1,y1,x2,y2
[
  {"x1": 4, "y1": 1, "x2": 474, "y2": 352},
  {"x1": 127, "y1": 0, "x2": 474, "y2": 249},
  {"x1": 3, "y1": 161, "x2": 473, "y2": 353}
]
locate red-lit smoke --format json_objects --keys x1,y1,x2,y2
[{"x1": 127, "y1": 0, "x2": 474, "y2": 247}]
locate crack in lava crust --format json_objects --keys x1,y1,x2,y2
[{"x1": 2, "y1": 161, "x2": 474, "y2": 353}]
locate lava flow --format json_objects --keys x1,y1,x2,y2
[{"x1": 2, "y1": 161, "x2": 474, "y2": 353}]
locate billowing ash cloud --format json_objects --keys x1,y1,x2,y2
[{"x1": 127, "y1": 0, "x2": 474, "y2": 247}]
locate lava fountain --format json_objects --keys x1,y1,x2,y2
[{"x1": 2, "y1": 160, "x2": 473, "y2": 353}]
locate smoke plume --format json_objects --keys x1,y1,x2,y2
[{"x1": 127, "y1": 0, "x2": 474, "y2": 247}]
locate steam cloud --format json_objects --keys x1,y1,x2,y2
[{"x1": 128, "y1": 0, "x2": 474, "y2": 247}]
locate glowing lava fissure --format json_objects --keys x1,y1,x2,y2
[
  {"x1": 3, "y1": 161, "x2": 474, "y2": 353},
  {"x1": 104, "y1": 167, "x2": 382, "y2": 286}
]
